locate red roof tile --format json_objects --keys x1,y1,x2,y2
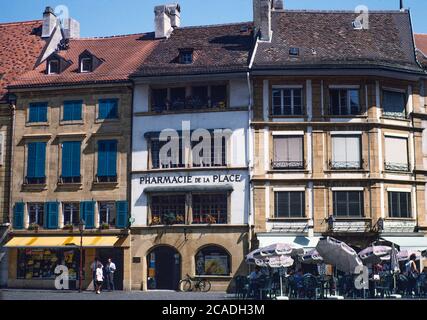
[
  {"x1": 415, "y1": 34, "x2": 427, "y2": 56},
  {"x1": 10, "y1": 33, "x2": 159, "y2": 89},
  {"x1": 0, "y1": 20, "x2": 45, "y2": 101}
]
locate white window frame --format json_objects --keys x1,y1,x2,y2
[
  {"x1": 80, "y1": 57, "x2": 92, "y2": 73},
  {"x1": 272, "y1": 86, "x2": 304, "y2": 116},
  {"x1": 48, "y1": 59, "x2": 59, "y2": 75},
  {"x1": 329, "y1": 87, "x2": 360, "y2": 115}
]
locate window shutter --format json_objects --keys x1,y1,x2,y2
[
  {"x1": 99, "y1": 100, "x2": 107, "y2": 119},
  {"x1": 46, "y1": 202, "x2": 59, "y2": 229},
  {"x1": 27, "y1": 143, "x2": 37, "y2": 178},
  {"x1": 74, "y1": 102, "x2": 82, "y2": 120},
  {"x1": 116, "y1": 201, "x2": 128, "y2": 229},
  {"x1": 97, "y1": 141, "x2": 107, "y2": 177},
  {"x1": 29, "y1": 104, "x2": 38, "y2": 122},
  {"x1": 39, "y1": 103, "x2": 48, "y2": 122},
  {"x1": 287, "y1": 137, "x2": 303, "y2": 162},
  {"x1": 332, "y1": 137, "x2": 347, "y2": 162},
  {"x1": 385, "y1": 137, "x2": 408, "y2": 165},
  {"x1": 13, "y1": 203, "x2": 25, "y2": 230},
  {"x1": 107, "y1": 140, "x2": 117, "y2": 177},
  {"x1": 62, "y1": 142, "x2": 72, "y2": 177},
  {"x1": 35, "y1": 142, "x2": 46, "y2": 178},
  {"x1": 81, "y1": 201, "x2": 95, "y2": 229},
  {"x1": 346, "y1": 136, "x2": 361, "y2": 164},
  {"x1": 273, "y1": 137, "x2": 288, "y2": 162},
  {"x1": 71, "y1": 141, "x2": 81, "y2": 178},
  {"x1": 63, "y1": 102, "x2": 72, "y2": 121}
]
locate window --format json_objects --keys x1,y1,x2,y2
[
  {"x1": 272, "y1": 88, "x2": 303, "y2": 116},
  {"x1": 26, "y1": 142, "x2": 46, "y2": 185},
  {"x1": 28, "y1": 203, "x2": 44, "y2": 227},
  {"x1": 195, "y1": 246, "x2": 230, "y2": 276},
  {"x1": 274, "y1": 191, "x2": 305, "y2": 218},
  {"x1": 289, "y1": 47, "x2": 300, "y2": 56},
  {"x1": 97, "y1": 140, "x2": 117, "y2": 182},
  {"x1": 98, "y1": 99, "x2": 118, "y2": 120},
  {"x1": 330, "y1": 89, "x2": 360, "y2": 115},
  {"x1": 180, "y1": 50, "x2": 193, "y2": 64},
  {"x1": 192, "y1": 134, "x2": 227, "y2": 168},
  {"x1": 170, "y1": 87, "x2": 186, "y2": 110},
  {"x1": 211, "y1": 85, "x2": 227, "y2": 108},
  {"x1": 63, "y1": 101, "x2": 82, "y2": 121},
  {"x1": 80, "y1": 58, "x2": 92, "y2": 73},
  {"x1": 48, "y1": 59, "x2": 60, "y2": 74},
  {"x1": 152, "y1": 89, "x2": 168, "y2": 112},
  {"x1": 192, "y1": 194, "x2": 228, "y2": 224},
  {"x1": 150, "y1": 195, "x2": 186, "y2": 225},
  {"x1": 333, "y1": 191, "x2": 364, "y2": 217},
  {"x1": 61, "y1": 141, "x2": 81, "y2": 183},
  {"x1": 63, "y1": 203, "x2": 80, "y2": 226},
  {"x1": 272, "y1": 136, "x2": 304, "y2": 169},
  {"x1": 388, "y1": 192, "x2": 411, "y2": 218},
  {"x1": 150, "y1": 138, "x2": 184, "y2": 169},
  {"x1": 28, "y1": 102, "x2": 48, "y2": 123},
  {"x1": 99, "y1": 202, "x2": 116, "y2": 227},
  {"x1": 383, "y1": 90, "x2": 407, "y2": 118},
  {"x1": 331, "y1": 135, "x2": 362, "y2": 169},
  {"x1": 191, "y1": 86, "x2": 209, "y2": 109},
  {"x1": 385, "y1": 136, "x2": 409, "y2": 171}
]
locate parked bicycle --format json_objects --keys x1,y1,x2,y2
[{"x1": 179, "y1": 274, "x2": 212, "y2": 292}]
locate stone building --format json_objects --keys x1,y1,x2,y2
[
  {"x1": 5, "y1": 11, "x2": 158, "y2": 290},
  {"x1": 129, "y1": 4, "x2": 253, "y2": 292},
  {"x1": 249, "y1": 1, "x2": 427, "y2": 265}
]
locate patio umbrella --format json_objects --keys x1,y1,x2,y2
[
  {"x1": 358, "y1": 245, "x2": 392, "y2": 265},
  {"x1": 316, "y1": 237, "x2": 363, "y2": 274},
  {"x1": 245, "y1": 249, "x2": 262, "y2": 265},
  {"x1": 397, "y1": 250, "x2": 421, "y2": 262},
  {"x1": 300, "y1": 249, "x2": 324, "y2": 265},
  {"x1": 256, "y1": 243, "x2": 304, "y2": 258}
]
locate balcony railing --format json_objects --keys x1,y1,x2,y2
[
  {"x1": 384, "y1": 162, "x2": 410, "y2": 172},
  {"x1": 96, "y1": 175, "x2": 118, "y2": 183},
  {"x1": 271, "y1": 160, "x2": 305, "y2": 170},
  {"x1": 330, "y1": 160, "x2": 363, "y2": 170},
  {"x1": 59, "y1": 176, "x2": 81, "y2": 184},
  {"x1": 382, "y1": 111, "x2": 407, "y2": 119},
  {"x1": 24, "y1": 177, "x2": 46, "y2": 185}
]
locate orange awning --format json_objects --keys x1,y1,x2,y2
[{"x1": 4, "y1": 236, "x2": 122, "y2": 248}]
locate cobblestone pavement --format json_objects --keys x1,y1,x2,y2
[{"x1": 0, "y1": 289, "x2": 233, "y2": 300}]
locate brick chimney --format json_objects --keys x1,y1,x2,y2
[
  {"x1": 42, "y1": 7, "x2": 57, "y2": 38},
  {"x1": 253, "y1": 0, "x2": 272, "y2": 42},
  {"x1": 154, "y1": 3, "x2": 181, "y2": 39}
]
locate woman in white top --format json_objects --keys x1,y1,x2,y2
[{"x1": 95, "y1": 264, "x2": 104, "y2": 294}]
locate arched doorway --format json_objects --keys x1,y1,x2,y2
[{"x1": 147, "y1": 246, "x2": 181, "y2": 290}]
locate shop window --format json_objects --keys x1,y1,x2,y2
[
  {"x1": 28, "y1": 203, "x2": 44, "y2": 228},
  {"x1": 192, "y1": 134, "x2": 227, "y2": 168},
  {"x1": 99, "y1": 202, "x2": 116, "y2": 228},
  {"x1": 28, "y1": 102, "x2": 48, "y2": 123},
  {"x1": 272, "y1": 88, "x2": 303, "y2": 116},
  {"x1": 383, "y1": 90, "x2": 407, "y2": 118},
  {"x1": 61, "y1": 141, "x2": 81, "y2": 184},
  {"x1": 274, "y1": 191, "x2": 305, "y2": 218},
  {"x1": 195, "y1": 246, "x2": 230, "y2": 276},
  {"x1": 333, "y1": 191, "x2": 364, "y2": 217},
  {"x1": 388, "y1": 192, "x2": 411, "y2": 218},
  {"x1": 98, "y1": 99, "x2": 118, "y2": 120},
  {"x1": 150, "y1": 138, "x2": 184, "y2": 169},
  {"x1": 26, "y1": 142, "x2": 46, "y2": 185},
  {"x1": 63, "y1": 203, "x2": 80, "y2": 227},
  {"x1": 150, "y1": 195, "x2": 186, "y2": 225},
  {"x1": 192, "y1": 194, "x2": 228, "y2": 224},
  {"x1": 331, "y1": 135, "x2": 362, "y2": 169},
  {"x1": 385, "y1": 136, "x2": 409, "y2": 172},
  {"x1": 329, "y1": 88, "x2": 360, "y2": 115},
  {"x1": 17, "y1": 249, "x2": 83, "y2": 281},
  {"x1": 272, "y1": 136, "x2": 304, "y2": 169},
  {"x1": 63, "y1": 100, "x2": 82, "y2": 121}
]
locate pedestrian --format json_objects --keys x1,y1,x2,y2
[
  {"x1": 91, "y1": 257, "x2": 103, "y2": 291},
  {"x1": 405, "y1": 254, "x2": 419, "y2": 295},
  {"x1": 105, "y1": 258, "x2": 117, "y2": 291},
  {"x1": 95, "y1": 263, "x2": 104, "y2": 294}
]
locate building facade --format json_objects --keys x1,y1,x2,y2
[
  {"x1": 249, "y1": 1, "x2": 427, "y2": 269},
  {"x1": 5, "y1": 10, "x2": 158, "y2": 290},
  {"x1": 129, "y1": 5, "x2": 253, "y2": 292}
]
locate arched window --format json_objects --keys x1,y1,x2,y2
[{"x1": 195, "y1": 245, "x2": 230, "y2": 276}]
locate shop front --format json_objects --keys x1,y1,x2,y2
[{"x1": 5, "y1": 235, "x2": 130, "y2": 290}]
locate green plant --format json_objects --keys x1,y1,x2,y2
[
  {"x1": 63, "y1": 224, "x2": 74, "y2": 231},
  {"x1": 151, "y1": 216, "x2": 161, "y2": 226},
  {"x1": 100, "y1": 223, "x2": 110, "y2": 230},
  {"x1": 28, "y1": 223, "x2": 39, "y2": 231},
  {"x1": 163, "y1": 213, "x2": 176, "y2": 225}
]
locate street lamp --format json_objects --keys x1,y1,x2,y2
[{"x1": 78, "y1": 219, "x2": 85, "y2": 293}]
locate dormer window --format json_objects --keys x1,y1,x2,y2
[
  {"x1": 48, "y1": 59, "x2": 60, "y2": 74},
  {"x1": 80, "y1": 57, "x2": 93, "y2": 73},
  {"x1": 179, "y1": 49, "x2": 194, "y2": 64}
]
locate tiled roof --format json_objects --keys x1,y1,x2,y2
[
  {"x1": 9, "y1": 33, "x2": 160, "y2": 89},
  {"x1": 415, "y1": 34, "x2": 427, "y2": 68},
  {"x1": 132, "y1": 22, "x2": 254, "y2": 77},
  {"x1": 253, "y1": 10, "x2": 423, "y2": 73},
  {"x1": 0, "y1": 20, "x2": 45, "y2": 101}
]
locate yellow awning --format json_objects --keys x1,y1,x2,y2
[{"x1": 4, "y1": 236, "x2": 122, "y2": 248}]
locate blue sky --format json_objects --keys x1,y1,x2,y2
[{"x1": 1, "y1": 0, "x2": 427, "y2": 37}]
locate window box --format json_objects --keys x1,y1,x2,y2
[
  {"x1": 100, "y1": 223, "x2": 110, "y2": 230},
  {"x1": 28, "y1": 223, "x2": 40, "y2": 232}
]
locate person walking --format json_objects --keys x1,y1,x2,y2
[
  {"x1": 105, "y1": 258, "x2": 117, "y2": 291},
  {"x1": 90, "y1": 257, "x2": 103, "y2": 291},
  {"x1": 95, "y1": 263, "x2": 104, "y2": 294},
  {"x1": 405, "y1": 254, "x2": 419, "y2": 296}
]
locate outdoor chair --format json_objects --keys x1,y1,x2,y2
[
  {"x1": 234, "y1": 276, "x2": 249, "y2": 300},
  {"x1": 287, "y1": 276, "x2": 298, "y2": 299},
  {"x1": 397, "y1": 274, "x2": 413, "y2": 297},
  {"x1": 375, "y1": 274, "x2": 394, "y2": 299},
  {"x1": 416, "y1": 274, "x2": 427, "y2": 297},
  {"x1": 258, "y1": 276, "x2": 275, "y2": 300},
  {"x1": 302, "y1": 274, "x2": 319, "y2": 300}
]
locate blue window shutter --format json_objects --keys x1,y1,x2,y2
[
  {"x1": 64, "y1": 101, "x2": 82, "y2": 121},
  {"x1": 108, "y1": 99, "x2": 118, "y2": 119},
  {"x1": 72, "y1": 141, "x2": 81, "y2": 177},
  {"x1": 97, "y1": 141, "x2": 107, "y2": 177},
  {"x1": 46, "y1": 202, "x2": 59, "y2": 229},
  {"x1": 39, "y1": 103, "x2": 48, "y2": 122},
  {"x1": 29, "y1": 104, "x2": 38, "y2": 122},
  {"x1": 62, "y1": 142, "x2": 72, "y2": 177},
  {"x1": 107, "y1": 140, "x2": 117, "y2": 177},
  {"x1": 13, "y1": 203, "x2": 25, "y2": 230},
  {"x1": 116, "y1": 201, "x2": 128, "y2": 229},
  {"x1": 73, "y1": 101, "x2": 82, "y2": 120},
  {"x1": 99, "y1": 99, "x2": 118, "y2": 119},
  {"x1": 63, "y1": 102, "x2": 73, "y2": 121},
  {"x1": 27, "y1": 143, "x2": 37, "y2": 178},
  {"x1": 99, "y1": 100, "x2": 107, "y2": 119},
  {"x1": 35, "y1": 142, "x2": 46, "y2": 178},
  {"x1": 82, "y1": 201, "x2": 95, "y2": 229}
]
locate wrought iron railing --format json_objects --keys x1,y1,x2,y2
[
  {"x1": 384, "y1": 162, "x2": 410, "y2": 172},
  {"x1": 329, "y1": 160, "x2": 363, "y2": 170},
  {"x1": 382, "y1": 111, "x2": 407, "y2": 119},
  {"x1": 271, "y1": 160, "x2": 305, "y2": 170}
]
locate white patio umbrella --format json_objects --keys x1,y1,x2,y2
[
  {"x1": 300, "y1": 249, "x2": 324, "y2": 265},
  {"x1": 316, "y1": 237, "x2": 363, "y2": 274},
  {"x1": 358, "y1": 245, "x2": 392, "y2": 265},
  {"x1": 397, "y1": 250, "x2": 421, "y2": 262},
  {"x1": 256, "y1": 243, "x2": 304, "y2": 258}
]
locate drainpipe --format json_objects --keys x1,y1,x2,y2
[{"x1": 7, "y1": 96, "x2": 16, "y2": 232}]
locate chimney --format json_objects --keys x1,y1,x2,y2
[
  {"x1": 253, "y1": 0, "x2": 272, "y2": 42},
  {"x1": 273, "y1": 0, "x2": 284, "y2": 10},
  {"x1": 154, "y1": 3, "x2": 181, "y2": 39},
  {"x1": 400, "y1": 0, "x2": 404, "y2": 10},
  {"x1": 42, "y1": 7, "x2": 58, "y2": 38},
  {"x1": 62, "y1": 18, "x2": 80, "y2": 39}
]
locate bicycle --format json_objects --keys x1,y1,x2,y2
[{"x1": 179, "y1": 274, "x2": 212, "y2": 292}]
